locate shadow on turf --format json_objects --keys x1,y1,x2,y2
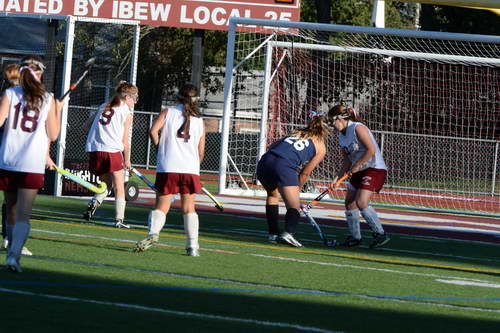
[{"x1": 0, "y1": 265, "x2": 499, "y2": 333}]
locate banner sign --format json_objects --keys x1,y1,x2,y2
[{"x1": 0, "y1": 0, "x2": 301, "y2": 31}]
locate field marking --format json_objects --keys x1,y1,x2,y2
[
  {"x1": 436, "y1": 279, "x2": 500, "y2": 289},
  {"x1": 0, "y1": 287, "x2": 336, "y2": 333},
  {"x1": 30, "y1": 219, "x2": 500, "y2": 276}
]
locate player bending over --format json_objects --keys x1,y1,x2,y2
[
  {"x1": 327, "y1": 105, "x2": 390, "y2": 248},
  {"x1": 256, "y1": 113, "x2": 329, "y2": 247},
  {"x1": 83, "y1": 81, "x2": 138, "y2": 228}
]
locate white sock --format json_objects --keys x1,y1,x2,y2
[
  {"x1": 345, "y1": 209, "x2": 361, "y2": 240},
  {"x1": 183, "y1": 213, "x2": 199, "y2": 250},
  {"x1": 8, "y1": 221, "x2": 30, "y2": 260},
  {"x1": 361, "y1": 206, "x2": 384, "y2": 234},
  {"x1": 148, "y1": 209, "x2": 166, "y2": 236},
  {"x1": 94, "y1": 190, "x2": 108, "y2": 205},
  {"x1": 115, "y1": 198, "x2": 126, "y2": 221}
]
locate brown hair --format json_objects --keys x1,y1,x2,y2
[
  {"x1": 292, "y1": 115, "x2": 329, "y2": 141},
  {"x1": 103, "y1": 81, "x2": 138, "y2": 115},
  {"x1": 328, "y1": 104, "x2": 362, "y2": 123},
  {"x1": 176, "y1": 84, "x2": 201, "y2": 142},
  {"x1": 3, "y1": 64, "x2": 20, "y2": 88},
  {"x1": 19, "y1": 55, "x2": 46, "y2": 110}
]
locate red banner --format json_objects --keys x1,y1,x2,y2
[{"x1": 0, "y1": 0, "x2": 301, "y2": 31}]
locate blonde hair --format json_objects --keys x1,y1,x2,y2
[
  {"x1": 328, "y1": 104, "x2": 362, "y2": 123},
  {"x1": 3, "y1": 64, "x2": 20, "y2": 88},
  {"x1": 292, "y1": 115, "x2": 329, "y2": 141},
  {"x1": 103, "y1": 81, "x2": 138, "y2": 114}
]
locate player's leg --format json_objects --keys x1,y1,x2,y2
[
  {"x1": 111, "y1": 169, "x2": 128, "y2": 228},
  {"x1": 278, "y1": 185, "x2": 303, "y2": 247},
  {"x1": 134, "y1": 194, "x2": 170, "y2": 252},
  {"x1": 180, "y1": 193, "x2": 199, "y2": 256},
  {"x1": 83, "y1": 173, "x2": 110, "y2": 221},
  {"x1": 340, "y1": 186, "x2": 363, "y2": 247},
  {"x1": 262, "y1": 184, "x2": 280, "y2": 243},
  {"x1": 1, "y1": 200, "x2": 7, "y2": 250},
  {"x1": 356, "y1": 189, "x2": 389, "y2": 248}
]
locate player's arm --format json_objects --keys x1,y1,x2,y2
[
  {"x1": 351, "y1": 124, "x2": 375, "y2": 174},
  {"x1": 122, "y1": 113, "x2": 133, "y2": 170},
  {"x1": 0, "y1": 93, "x2": 9, "y2": 127},
  {"x1": 329, "y1": 151, "x2": 350, "y2": 191},
  {"x1": 46, "y1": 97, "x2": 60, "y2": 142},
  {"x1": 298, "y1": 139, "x2": 326, "y2": 188},
  {"x1": 149, "y1": 109, "x2": 168, "y2": 146},
  {"x1": 198, "y1": 122, "x2": 206, "y2": 163}
]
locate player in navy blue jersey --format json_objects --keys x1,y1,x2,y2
[{"x1": 256, "y1": 114, "x2": 329, "y2": 247}]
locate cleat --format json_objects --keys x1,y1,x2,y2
[
  {"x1": 6, "y1": 256, "x2": 22, "y2": 273},
  {"x1": 21, "y1": 247, "x2": 33, "y2": 256},
  {"x1": 369, "y1": 233, "x2": 390, "y2": 249},
  {"x1": 268, "y1": 234, "x2": 279, "y2": 244},
  {"x1": 115, "y1": 219, "x2": 130, "y2": 229},
  {"x1": 186, "y1": 248, "x2": 200, "y2": 257},
  {"x1": 1, "y1": 238, "x2": 8, "y2": 251},
  {"x1": 134, "y1": 234, "x2": 159, "y2": 252},
  {"x1": 339, "y1": 236, "x2": 362, "y2": 247},
  {"x1": 83, "y1": 199, "x2": 99, "y2": 222},
  {"x1": 279, "y1": 232, "x2": 303, "y2": 248}
]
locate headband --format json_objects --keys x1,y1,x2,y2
[{"x1": 20, "y1": 59, "x2": 45, "y2": 72}]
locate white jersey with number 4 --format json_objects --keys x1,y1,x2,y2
[
  {"x1": 86, "y1": 101, "x2": 133, "y2": 153},
  {"x1": 156, "y1": 104, "x2": 204, "y2": 175},
  {"x1": 0, "y1": 86, "x2": 52, "y2": 174}
]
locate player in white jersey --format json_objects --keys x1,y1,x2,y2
[
  {"x1": 0, "y1": 56, "x2": 61, "y2": 272},
  {"x1": 328, "y1": 104, "x2": 390, "y2": 249},
  {"x1": 134, "y1": 84, "x2": 205, "y2": 256},
  {"x1": 83, "y1": 81, "x2": 138, "y2": 229}
]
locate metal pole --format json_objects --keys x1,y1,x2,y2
[
  {"x1": 191, "y1": 29, "x2": 205, "y2": 91},
  {"x1": 258, "y1": 44, "x2": 274, "y2": 160},
  {"x1": 492, "y1": 142, "x2": 499, "y2": 195}
]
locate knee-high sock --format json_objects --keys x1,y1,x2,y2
[
  {"x1": 8, "y1": 221, "x2": 30, "y2": 260},
  {"x1": 265, "y1": 204, "x2": 280, "y2": 235},
  {"x1": 115, "y1": 198, "x2": 126, "y2": 221},
  {"x1": 345, "y1": 209, "x2": 361, "y2": 240},
  {"x1": 284, "y1": 208, "x2": 301, "y2": 234},
  {"x1": 361, "y1": 206, "x2": 384, "y2": 234},
  {"x1": 1, "y1": 203, "x2": 6, "y2": 239},
  {"x1": 183, "y1": 213, "x2": 199, "y2": 250},
  {"x1": 148, "y1": 209, "x2": 166, "y2": 236},
  {"x1": 94, "y1": 190, "x2": 108, "y2": 205}
]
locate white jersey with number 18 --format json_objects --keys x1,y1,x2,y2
[{"x1": 0, "y1": 86, "x2": 52, "y2": 174}]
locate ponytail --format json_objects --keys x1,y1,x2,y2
[
  {"x1": 176, "y1": 84, "x2": 201, "y2": 142},
  {"x1": 19, "y1": 56, "x2": 46, "y2": 110},
  {"x1": 102, "y1": 80, "x2": 138, "y2": 116}
]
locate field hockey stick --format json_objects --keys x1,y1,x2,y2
[
  {"x1": 131, "y1": 167, "x2": 158, "y2": 193},
  {"x1": 201, "y1": 187, "x2": 224, "y2": 212},
  {"x1": 60, "y1": 57, "x2": 96, "y2": 100},
  {"x1": 300, "y1": 173, "x2": 350, "y2": 247},
  {"x1": 54, "y1": 166, "x2": 107, "y2": 194}
]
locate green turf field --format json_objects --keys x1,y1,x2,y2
[{"x1": 1, "y1": 194, "x2": 499, "y2": 332}]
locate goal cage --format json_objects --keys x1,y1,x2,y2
[
  {"x1": 0, "y1": 13, "x2": 140, "y2": 197},
  {"x1": 218, "y1": 17, "x2": 500, "y2": 217}
]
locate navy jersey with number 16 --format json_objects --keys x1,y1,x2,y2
[{"x1": 269, "y1": 136, "x2": 316, "y2": 168}]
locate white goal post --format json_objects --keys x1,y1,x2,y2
[{"x1": 219, "y1": 17, "x2": 500, "y2": 217}]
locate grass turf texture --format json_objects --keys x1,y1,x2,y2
[{"x1": 1, "y1": 194, "x2": 500, "y2": 332}]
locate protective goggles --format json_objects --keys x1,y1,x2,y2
[{"x1": 20, "y1": 59, "x2": 46, "y2": 72}]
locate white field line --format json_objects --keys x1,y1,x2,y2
[
  {"x1": 436, "y1": 280, "x2": 500, "y2": 289},
  {"x1": 0, "y1": 288, "x2": 336, "y2": 333}
]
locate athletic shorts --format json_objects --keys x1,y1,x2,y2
[
  {"x1": 256, "y1": 152, "x2": 299, "y2": 188},
  {"x1": 349, "y1": 168, "x2": 387, "y2": 193},
  {"x1": 88, "y1": 151, "x2": 124, "y2": 176},
  {"x1": 0, "y1": 169, "x2": 45, "y2": 191},
  {"x1": 155, "y1": 172, "x2": 202, "y2": 195}
]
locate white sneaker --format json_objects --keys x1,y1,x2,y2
[
  {"x1": 268, "y1": 234, "x2": 279, "y2": 244},
  {"x1": 21, "y1": 247, "x2": 33, "y2": 256},
  {"x1": 134, "y1": 234, "x2": 159, "y2": 252},
  {"x1": 280, "y1": 232, "x2": 303, "y2": 248},
  {"x1": 1, "y1": 238, "x2": 8, "y2": 251},
  {"x1": 186, "y1": 248, "x2": 200, "y2": 257},
  {"x1": 115, "y1": 220, "x2": 130, "y2": 229},
  {"x1": 6, "y1": 256, "x2": 22, "y2": 273}
]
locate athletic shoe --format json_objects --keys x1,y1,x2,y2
[
  {"x1": 279, "y1": 232, "x2": 303, "y2": 248},
  {"x1": 186, "y1": 248, "x2": 200, "y2": 257},
  {"x1": 83, "y1": 199, "x2": 99, "y2": 222},
  {"x1": 1, "y1": 238, "x2": 8, "y2": 251},
  {"x1": 267, "y1": 234, "x2": 279, "y2": 244},
  {"x1": 115, "y1": 219, "x2": 130, "y2": 229},
  {"x1": 6, "y1": 256, "x2": 22, "y2": 273},
  {"x1": 21, "y1": 247, "x2": 33, "y2": 256},
  {"x1": 369, "y1": 232, "x2": 390, "y2": 249},
  {"x1": 339, "y1": 236, "x2": 362, "y2": 247},
  {"x1": 134, "y1": 234, "x2": 159, "y2": 252}
]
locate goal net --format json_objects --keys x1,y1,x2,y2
[{"x1": 219, "y1": 18, "x2": 500, "y2": 217}]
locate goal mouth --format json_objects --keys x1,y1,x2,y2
[{"x1": 218, "y1": 17, "x2": 500, "y2": 217}]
